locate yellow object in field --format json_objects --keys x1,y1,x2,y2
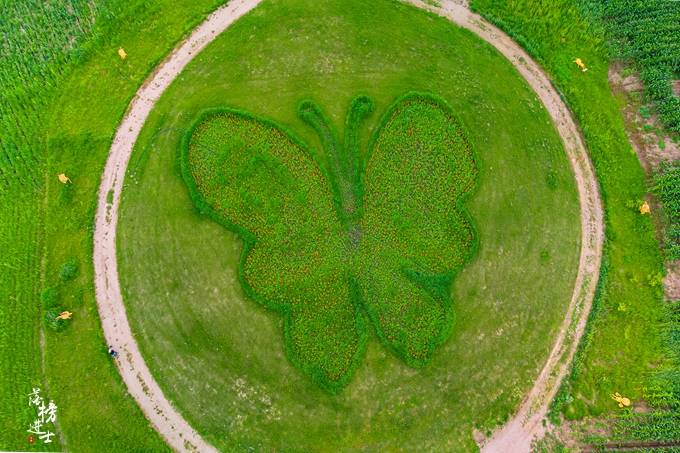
[
  {"x1": 118, "y1": 47, "x2": 127, "y2": 60},
  {"x1": 640, "y1": 201, "x2": 651, "y2": 215},
  {"x1": 56, "y1": 311, "x2": 72, "y2": 321},
  {"x1": 573, "y1": 58, "x2": 588, "y2": 72},
  {"x1": 611, "y1": 392, "x2": 631, "y2": 408},
  {"x1": 57, "y1": 173, "x2": 71, "y2": 184}
]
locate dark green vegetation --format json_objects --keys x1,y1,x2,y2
[
  {"x1": 0, "y1": 1, "x2": 99, "y2": 447},
  {"x1": 0, "y1": 197, "x2": 45, "y2": 450},
  {"x1": 118, "y1": 0, "x2": 580, "y2": 449},
  {"x1": 183, "y1": 94, "x2": 478, "y2": 392},
  {"x1": 470, "y1": 0, "x2": 678, "y2": 429},
  {"x1": 601, "y1": 393, "x2": 680, "y2": 445},
  {"x1": 577, "y1": 369, "x2": 680, "y2": 447},
  {"x1": 578, "y1": 0, "x2": 680, "y2": 133},
  {"x1": 1, "y1": 0, "x2": 224, "y2": 450},
  {"x1": 653, "y1": 161, "x2": 680, "y2": 261}
]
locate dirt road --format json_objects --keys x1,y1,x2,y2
[
  {"x1": 93, "y1": 0, "x2": 604, "y2": 451},
  {"x1": 406, "y1": 0, "x2": 604, "y2": 451}
]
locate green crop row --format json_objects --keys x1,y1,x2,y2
[
  {"x1": 652, "y1": 299, "x2": 680, "y2": 405},
  {"x1": 182, "y1": 93, "x2": 478, "y2": 392},
  {"x1": 602, "y1": 361, "x2": 680, "y2": 443},
  {"x1": 0, "y1": 193, "x2": 52, "y2": 451},
  {"x1": 469, "y1": 0, "x2": 668, "y2": 420},
  {"x1": 585, "y1": 412, "x2": 680, "y2": 445},
  {"x1": 653, "y1": 161, "x2": 680, "y2": 261},
  {"x1": 577, "y1": 0, "x2": 680, "y2": 133},
  {"x1": 586, "y1": 362, "x2": 680, "y2": 445}
]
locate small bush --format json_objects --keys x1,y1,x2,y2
[
  {"x1": 44, "y1": 308, "x2": 67, "y2": 332},
  {"x1": 59, "y1": 259, "x2": 79, "y2": 281},
  {"x1": 40, "y1": 287, "x2": 59, "y2": 310}
]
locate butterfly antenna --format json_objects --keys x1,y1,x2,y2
[
  {"x1": 344, "y1": 95, "x2": 374, "y2": 187},
  {"x1": 298, "y1": 100, "x2": 353, "y2": 216}
]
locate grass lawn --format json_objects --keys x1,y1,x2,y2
[{"x1": 117, "y1": 0, "x2": 581, "y2": 449}]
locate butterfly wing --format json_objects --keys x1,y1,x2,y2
[
  {"x1": 182, "y1": 110, "x2": 365, "y2": 391},
  {"x1": 358, "y1": 93, "x2": 478, "y2": 365}
]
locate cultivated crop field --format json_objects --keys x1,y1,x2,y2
[
  {"x1": 0, "y1": 194, "x2": 43, "y2": 448},
  {"x1": 0, "y1": 0, "x2": 99, "y2": 447},
  {"x1": 1, "y1": 0, "x2": 678, "y2": 451},
  {"x1": 1, "y1": 0, "x2": 223, "y2": 451},
  {"x1": 183, "y1": 93, "x2": 479, "y2": 391}
]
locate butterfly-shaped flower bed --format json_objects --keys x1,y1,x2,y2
[{"x1": 181, "y1": 92, "x2": 479, "y2": 392}]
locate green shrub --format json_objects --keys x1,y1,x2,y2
[
  {"x1": 58, "y1": 259, "x2": 78, "y2": 282},
  {"x1": 40, "y1": 287, "x2": 59, "y2": 310}
]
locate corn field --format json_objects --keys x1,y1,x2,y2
[
  {"x1": 587, "y1": 310, "x2": 680, "y2": 446},
  {"x1": 0, "y1": 0, "x2": 104, "y2": 448},
  {"x1": 653, "y1": 161, "x2": 680, "y2": 261},
  {"x1": 0, "y1": 194, "x2": 45, "y2": 450},
  {"x1": 0, "y1": 0, "x2": 101, "y2": 190},
  {"x1": 579, "y1": 0, "x2": 680, "y2": 133}
]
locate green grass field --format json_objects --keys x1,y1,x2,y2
[
  {"x1": 3, "y1": 0, "x2": 676, "y2": 450},
  {"x1": 470, "y1": 0, "x2": 671, "y2": 422},
  {"x1": 117, "y1": 0, "x2": 580, "y2": 449},
  {"x1": 183, "y1": 94, "x2": 479, "y2": 392},
  {"x1": 1, "y1": 0, "x2": 226, "y2": 451}
]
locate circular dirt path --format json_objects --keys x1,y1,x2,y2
[{"x1": 93, "y1": 0, "x2": 604, "y2": 451}]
